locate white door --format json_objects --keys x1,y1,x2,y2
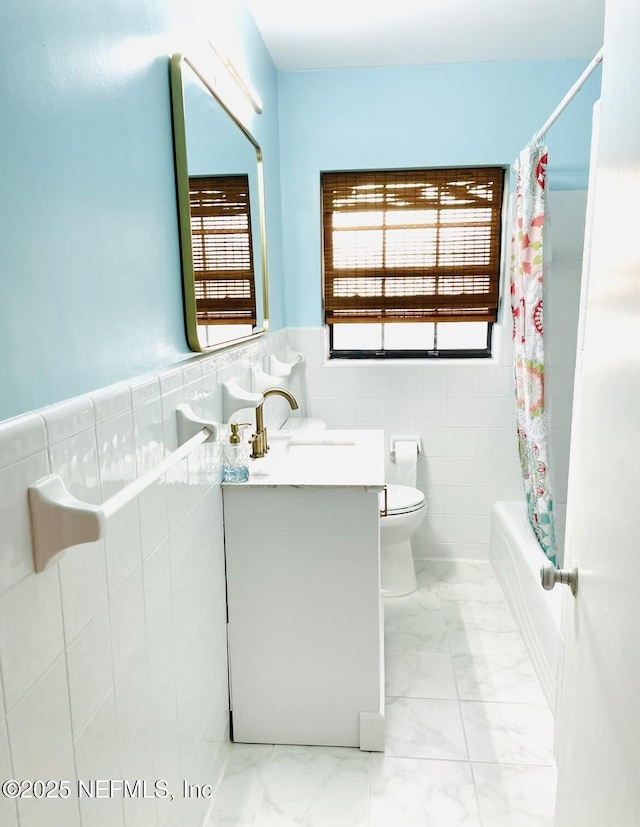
[{"x1": 554, "y1": 1, "x2": 640, "y2": 824}]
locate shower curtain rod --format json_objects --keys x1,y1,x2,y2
[{"x1": 530, "y1": 47, "x2": 604, "y2": 144}]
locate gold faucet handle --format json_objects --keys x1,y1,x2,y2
[{"x1": 249, "y1": 430, "x2": 263, "y2": 459}]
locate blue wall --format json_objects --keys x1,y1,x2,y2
[
  {"x1": 278, "y1": 60, "x2": 601, "y2": 327},
  {"x1": 0, "y1": 0, "x2": 600, "y2": 422},
  {"x1": 0, "y1": 0, "x2": 282, "y2": 420}
]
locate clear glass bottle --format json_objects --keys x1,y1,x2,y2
[{"x1": 223, "y1": 423, "x2": 250, "y2": 482}]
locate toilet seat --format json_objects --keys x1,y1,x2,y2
[{"x1": 380, "y1": 484, "x2": 426, "y2": 516}]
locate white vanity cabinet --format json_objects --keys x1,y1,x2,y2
[{"x1": 222, "y1": 430, "x2": 385, "y2": 751}]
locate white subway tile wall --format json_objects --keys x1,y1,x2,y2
[
  {"x1": 291, "y1": 323, "x2": 524, "y2": 561},
  {"x1": 0, "y1": 329, "x2": 291, "y2": 827}
]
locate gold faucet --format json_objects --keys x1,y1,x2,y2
[{"x1": 250, "y1": 387, "x2": 299, "y2": 458}]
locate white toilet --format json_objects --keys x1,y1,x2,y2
[{"x1": 379, "y1": 439, "x2": 427, "y2": 597}]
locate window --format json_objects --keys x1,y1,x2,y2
[
  {"x1": 189, "y1": 175, "x2": 257, "y2": 346},
  {"x1": 321, "y1": 166, "x2": 506, "y2": 358}
]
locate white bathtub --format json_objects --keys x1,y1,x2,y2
[{"x1": 490, "y1": 501, "x2": 563, "y2": 715}]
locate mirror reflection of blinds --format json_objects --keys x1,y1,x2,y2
[
  {"x1": 189, "y1": 175, "x2": 257, "y2": 325},
  {"x1": 322, "y1": 167, "x2": 505, "y2": 324}
]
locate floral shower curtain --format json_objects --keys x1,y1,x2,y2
[{"x1": 510, "y1": 142, "x2": 557, "y2": 564}]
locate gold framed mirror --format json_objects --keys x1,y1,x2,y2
[{"x1": 170, "y1": 53, "x2": 269, "y2": 352}]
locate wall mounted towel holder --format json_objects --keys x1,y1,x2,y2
[
  {"x1": 269, "y1": 347, "x2": 303, "y2": 378},
  {"x1": 28, "y1": 404, "x2": 218, "y2": 573},
  {"x1": 251, "y1": 363, "x2": 283, "y2": 393},
  {"x1": 221, "y1": 378, "x2": 263, "y2": 423}
]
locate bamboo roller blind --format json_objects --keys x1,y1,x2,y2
[
  {"x1": 189, "y1": 175, "x2": 257, "y2": 325},
  {"x1": 322, "y1": 167, "x2": 505, "y2": 324}
]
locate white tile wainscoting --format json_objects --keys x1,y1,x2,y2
[{"x1": 0, "y1": 330, "x2": 291, "y2": 827}]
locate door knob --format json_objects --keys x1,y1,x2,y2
[{"x1": 540, "y1": 563, "x2": 578, "y2": 597}]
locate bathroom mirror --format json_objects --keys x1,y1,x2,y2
[{"x1": 170, "y1": 53, "x2": 269, "y2": 351}]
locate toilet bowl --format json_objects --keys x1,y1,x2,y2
[{"x1": 379, "y1": 484, "x2": 427, "y2": 597}]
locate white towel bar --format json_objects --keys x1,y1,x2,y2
[{"x1": 28, "y1": 404, "x2": 218, "y2": 572}]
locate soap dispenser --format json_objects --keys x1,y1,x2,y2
[{"x1": 223, "y1": 423, "x2": 250, "y2": 483}]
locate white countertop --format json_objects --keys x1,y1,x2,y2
[{"x1": 222, "y1": 429, "x2": 385, "y2": 489}]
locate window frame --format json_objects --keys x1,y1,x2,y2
[
  {"x1": 328, "y1": 321, "x2": 494, "y2": 360},
  {"x1": 321, "y1": 165, "x2": 508, "y2": 360}
]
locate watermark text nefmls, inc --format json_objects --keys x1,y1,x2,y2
[{"x1": 1, "y1": 779, "x2": 215, "y2": 801}]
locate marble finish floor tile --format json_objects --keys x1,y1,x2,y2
[
  {"x1": 472, "y1": 762, "x2": 557, "y2": 827},
  {"x1": 453, "y1": 653, "x2": 547, "y2": 705},
  {"x1": 384, "y1": 585, "x2": 442, "y2": 613},
  {"x1": 385, "y1": 650, "x2": 457, "y2": 700},
  {"x1": 385, "y1": 697, "x2": 468, "y2": 760},
  {"x1": 370, "y1": 756, "x2": 481, "y2": 827},
  {"x1": 443, "y1": 599, "x2": 527, "y2": 657},
  {"x1": 436, "y1": 579, "x2": 507, "y2": 606},
  {"x1": 442, "y1": 599, "x2": 519, "y2": 633},
  {"x1": 414, "y1": 559, "x2": 436, "y2": 587},
  {"x1": 384, "y1": 605, "x2": 449, "y2": 653},
  {"x1": 447, "y1": 625, "x2": 529, "y2": 658},
  {"x1": 430, "y1": 560, "x2": 498, "y2": 584},
  {"x1": 205, "y1": 743, "x2": 273, "y2": 826},
  {"x1": 254, "y1": 745, "x2": 370, "y2": 827},
  {"x1": 460, "y1": 701, "x2": 555, "y2": 766},
  {"x1": 428, "y1": 561, "x2": 505, "y2": 603}
]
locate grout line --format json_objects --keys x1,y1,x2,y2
[{"x1": 468, "y1": 760, "x2": 486, "y2": 827}]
